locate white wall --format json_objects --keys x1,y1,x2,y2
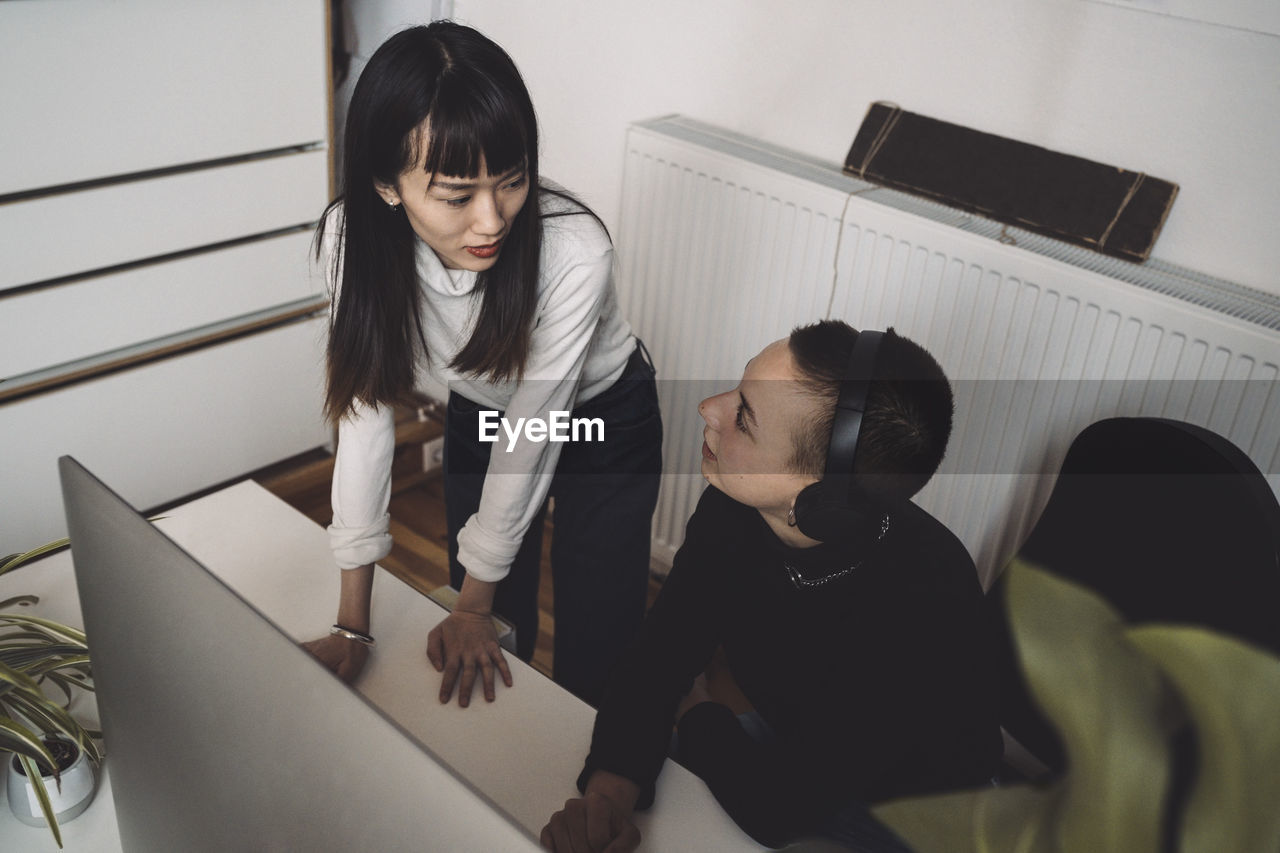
[{"x1": 422, "y1": 0, "x2": 1279, "y2": 295}]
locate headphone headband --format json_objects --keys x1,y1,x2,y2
[
  {"x1": 791, "y1": 328, "x2": 886, "y2": 545},
  {"x1": 825, "y1": 329, "x2": 884, "y2": 482}
]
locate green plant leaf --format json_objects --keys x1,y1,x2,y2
[
  {"x1": 0, "y1": 613, "x2": 87, "y2": 645},
  {"x1": 0, "y1": 628, "x2": 61, "y2": 644},
  {"x1": 1, "y1": 523, "x2": 153, "y2": 578},
  {"x1": 5, "y1": 692, "x2": 69, "y2": 738},
  {"x1": 873, "y1": 783, "x2": 1061, "y2": 853},
  {"x1": 17, "y1": 753, "x2": 64, "y2": 849},
  {"x1": 40, "y1": 669, "x2": 91, "y2": 707},
  {"x1": 1, "y1": 639, "x2": 89, "y2": 656},
  {"x1": 0, "y1": 594, "x2": 39, "y2": 609},
  {"x1": 1126, "y1": 626, "x2": 1280, "y2": 853},
  {"x1": 0, "y1": 538, "x2": 70, "y2": 577},
  {"x1": 25, "y1": 653, "x2": 93, "y2": 678},
  {"x1": 4, "y1": 688, "x2": 91, "y2": 744},
  {"x1": 0, "y1": 715, "x2": 56, "y2": 763},
  {"x1": 1004, "y1": 560, "x2": 1170, "y2": 853},
  {"x1": 45, "y1": 670, "x2": 96, "y2": 698},
  {"x1": 0, "y1": 658, "x2": 44, "y2": 693}
]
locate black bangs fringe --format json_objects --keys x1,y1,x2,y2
[{"x1": 419, "y1": 72, "x2": 530, "y2": 179}]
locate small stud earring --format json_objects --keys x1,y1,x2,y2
[{"x1": 786, "y1": 507, "x2": 797, "y2": 527}]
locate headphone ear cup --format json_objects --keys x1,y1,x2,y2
[{"x1": 792, "y1": 479, "x2": 878, "y2": 545}]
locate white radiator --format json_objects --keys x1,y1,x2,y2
[{"x1": 616, "y1": 116, "x2": 1280, "y2": 585}]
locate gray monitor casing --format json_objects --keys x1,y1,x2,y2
[{"x1": 59, "y1": 456, "x2": 540, "y2": 852}]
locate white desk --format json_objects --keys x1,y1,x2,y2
[{"x1": 1, "y1": 480, "x2": 758, "y2": 851}]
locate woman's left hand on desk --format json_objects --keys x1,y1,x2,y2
[{"x1": 427, "y1": 609, "x2": 514, "y2": 707}]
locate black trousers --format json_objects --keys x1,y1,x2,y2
[{"x1": 444, "y1": 343, "x2": 662, "y2": 706}]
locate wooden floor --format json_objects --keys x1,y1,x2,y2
[{"x1": 253, "y1": 404, "x2": 662, "y2": 680}]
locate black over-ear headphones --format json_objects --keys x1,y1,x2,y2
[{"x1": 791, "y1": 329, "x2": 886, "y2": 544}]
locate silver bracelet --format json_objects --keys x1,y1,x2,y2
[{"x1": 330, "y1": 624, "x2": 376, "y2": 647}]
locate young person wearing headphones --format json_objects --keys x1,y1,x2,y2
[{"x1": 542, "y1": 321, "x2": 1001, "y2": 852}]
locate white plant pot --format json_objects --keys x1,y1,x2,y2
[{"x1": 6, "y1": 737, "x2": 98, "y2": 828}]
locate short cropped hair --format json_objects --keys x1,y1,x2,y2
[{"x1": 788, "y1": 321, "x2": 954, "y2": 500}]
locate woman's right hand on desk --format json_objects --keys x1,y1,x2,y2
[
  {"x1": 427, "y1": 608, "x2": 513, "y2": 706},
  {"x1": 427, "y1": 573, "x2": 513, "y2": 707},
  {"x1": 302, "y1": 633, "x2": 370, "y2": 684}
]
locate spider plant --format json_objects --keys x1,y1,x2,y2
[{"x1": 1, "y1": 540, "x2": 104, "y2": 849}]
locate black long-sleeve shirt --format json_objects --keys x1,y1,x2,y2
[{"x1": 579, "y1": 486, "x2": 1002, "y2": 848}]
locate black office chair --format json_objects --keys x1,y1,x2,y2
[{"x1": 986, "y1": 416, "x2": 1280, "y2": 773}]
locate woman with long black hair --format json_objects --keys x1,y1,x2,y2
[{"x1": 303, "y1": 22, "x2": 662, "y2": 708}]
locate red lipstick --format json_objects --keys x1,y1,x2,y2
[{"x1": 465, "y1": 240, "x2": 501, "y2": 259}]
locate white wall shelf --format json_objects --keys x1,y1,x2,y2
[{"x1": 0, "y1": 0, "x2": 333, "y2": 547}]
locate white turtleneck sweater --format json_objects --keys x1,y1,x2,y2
[{"x1": 321, "y1": 194, "x2": 636, "y2": 582}]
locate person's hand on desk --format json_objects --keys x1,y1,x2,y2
[
  {"x1": 426, "y1": 573, "x2": 512, "y2": 707},
  {"x1": 541, "y1": 771, "x2": 642, "y2": 853},
  {"x1": 302, "y1": 633, "x2": 371, "y2": 683},
  {"x1": 427, "y1": 609, "x2": 513, "y2": 706},
  {"x1": 304, "y1": 563, "x2": 374, "y2": 683}
]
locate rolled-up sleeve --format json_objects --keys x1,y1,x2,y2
[{"x1": 328, "y1": 399, "x2": 396, "y2": 569}]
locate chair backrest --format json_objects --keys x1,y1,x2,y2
[{"x1": 987, "y1": 417, "x2": 1280, "y2": 771}]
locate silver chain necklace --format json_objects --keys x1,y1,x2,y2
[{"x1": 784, "y1": 513, "x2": 891, "y2": 590}]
